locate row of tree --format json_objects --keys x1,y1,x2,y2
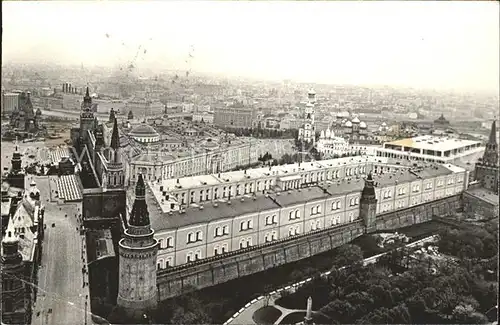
[
  {"x1": 222, "y1": 127, "x2": 299, "y2": 139},
  {"x1": 277, "y1": 223, "x2": 498, "y2": 324}
]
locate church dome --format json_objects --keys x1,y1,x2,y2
[
  {"x1": 382, "y1": 122, "x2": 387, "y2": 127},
  {"x1": 352, "y1": 116, "x2": 360, "y2": 123},
  {"x1": 129, "y1": 123, "x2": 160, "y2": 143},
  {"x1": 360, "y1": 121, "x2": 367, "y2": 128},
  {"x1": 345, "y1": 121, "x2": 353, "y2": 128}
]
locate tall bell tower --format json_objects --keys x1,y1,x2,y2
[
  {"x1": 117, "y1": 174, "x2": 159, "y2": 316},
  {"x1": 360, "y1": 172, "x2": 378, "y2": 233}
]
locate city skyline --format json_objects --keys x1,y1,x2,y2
[{"x1": 2, "y1": 1, "x2": 499, "y2": 94}]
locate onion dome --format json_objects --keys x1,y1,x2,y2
[
  {"x1": 382, "y1": 122, "x2": 387, "y2": 127},
  {"x1": 345, "y1": 121, "x2": 353, "y2": 128},
  {"x1": 352, "y1": 116, "x2": 360, "y2": 123},
  {"x1": 360, "y1": 121, "x2": 367, "y2": 129}
]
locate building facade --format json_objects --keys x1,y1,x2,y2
[
  {"x1": 2, "y1": 92, "x2": 20, "y2": 115},
  {"x1": 375, "y1": 136, "x2": 483, "y2": 164},
  {"x1": 145, "y1": 157, "x2": 468, "y2": 269},
  {"x1": 214, "y1": 105, "x2": 256, "y2": 129},
  {"x1": 1, "y1": 160, "x2": 44, "y2": 324},
  {"x1": 128, "y1": 139, "x2": 264, "y2": 183}
]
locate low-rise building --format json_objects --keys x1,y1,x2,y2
[{"x1": 376, "y1": 136, "x2": 483, "y2": 164}]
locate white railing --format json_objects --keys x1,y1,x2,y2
[{"x1": 223, "y1": 235, "x2": 438, "y2": 325}]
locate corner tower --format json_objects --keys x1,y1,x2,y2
[
  {"x1": 117, "y1": 174, "x2": 159, "y2": 314},
  {"x1": 475, "y1": 120, "x2": 499, "y2": 193},
  {"x1": 1, "y1": 219, "x2": 28, "y2": 324},
  {"x1": 360, "y1": 172, "x2": 378, "y2": 233}
]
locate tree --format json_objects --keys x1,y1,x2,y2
[{"x1": 333, "y1": 244, "x2": 364, "y2": 268}]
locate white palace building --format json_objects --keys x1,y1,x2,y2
[{"x1": 136, "y1": 155, "x2": 469, "y2": 269}]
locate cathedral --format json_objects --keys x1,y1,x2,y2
[{"x1": 9, "y1": 91, "x2": 42, "y2": 132}]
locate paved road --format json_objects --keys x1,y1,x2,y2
[{"x1": 31, "y1": 175, "x2": 92, "y2": 325}]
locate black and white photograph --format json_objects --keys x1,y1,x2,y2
[{"x1": 1, "y1": 1, "x2": 498, "y2": 325}]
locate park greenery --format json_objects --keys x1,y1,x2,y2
[{"x1": 276, "y1": 221, "x2": 498, "y2": 324}]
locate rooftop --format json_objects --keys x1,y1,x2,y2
[
  {"x1": 385, "y1": 136, "x2": 481, "y2": 152},
  {"x1": 465, "y1": 187, "x2": 499, "y2": 206},
  {"x1": 148, "y1": 162, "x2": 458, "y2": 231},
  {"x1": 148, "y1": 194, "x2": 281, "y2": 230},
  {"x1": 86, "y1": 229, "x2": 116, "y2": 264},
  {"x1": 156, "y1": 156, "x2": 392, "y2": 192}
]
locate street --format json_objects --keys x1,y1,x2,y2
[{"x1": 31, "y1": 175, "x2": 92, "y2": 325}]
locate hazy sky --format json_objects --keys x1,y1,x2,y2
[{"x1": 2, "y1": 1, "x2": 499, "y2": 93}]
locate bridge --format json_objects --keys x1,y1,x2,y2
[{"x1": 156, "y1": 194, "x2": 462, "y2": 300}]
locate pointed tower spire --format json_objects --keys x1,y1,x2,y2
[
  {"x1": 488, "y1": 120, "x2": 497, "y2": 144},
  {"x1": 85, "y1": 86, "x2": 90, "y2": 98},
  {"x1": 129, "y1": 174, "x2": 150, "y2": 227},
  {"x1": 481, "y1": 119, "x2": 499, "y2": 167},
  {"x1": 109, "y1": 107, "x2": 116, "y2": 123},
  {"x1": 110, "y1": 117, "x2": 120, "y2": 150}
]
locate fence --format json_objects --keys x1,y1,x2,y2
[{"x1": 223, "y1": 234, "x2": 437, "y2": 325}]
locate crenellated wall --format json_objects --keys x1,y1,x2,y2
[{"x1": 155, "y1": 194, "x2": 461, "y2": 300}]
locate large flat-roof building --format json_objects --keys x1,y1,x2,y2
[
  {"x1": 375, "y1": 136, "x2": 483, "y2": 164},
  {"x1": 137, "y1": 156, "x2": 468, "y2": 269}
]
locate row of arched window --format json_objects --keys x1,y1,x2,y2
[
  {"x1": 288, "y1": 210, "x2": 300, "y2": 220},
  {"x1": 265, "y1": 231, "x2": 278, "y2": 242},
  {"x1": 214, "y1": 225, "x2": 229, "y2": 237},
  {"x1": 186, "y1": 250, "x2": 202, "y2": 263},
  {"x1": 288, "y1": 226, "x2": 300, "y2": 236},
  {"x1": 187, "y1": 231, "x2": 203, "y2": 244},
  {"x1": 265, "y1": 215, "x2": 278, "y2": 225},
  {"x1": 310, "y1": 205, "x2": 322, "y2": 215},
  {"x1": 157, "y1": 257, "x2": 173, "y2": 269},
  {"x1": 239, "y1": 237, "x2": 252, "y2": 249},
  {"x1": 349, "y1": 197, "x2": 360, "y2": 206},
  {"x1": 214, "y1": 243, "x2": 228, "y2": 255}
]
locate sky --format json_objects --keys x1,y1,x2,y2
[{"x1": 2, "y1": 1, "x2": 499, "y2": 94}]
